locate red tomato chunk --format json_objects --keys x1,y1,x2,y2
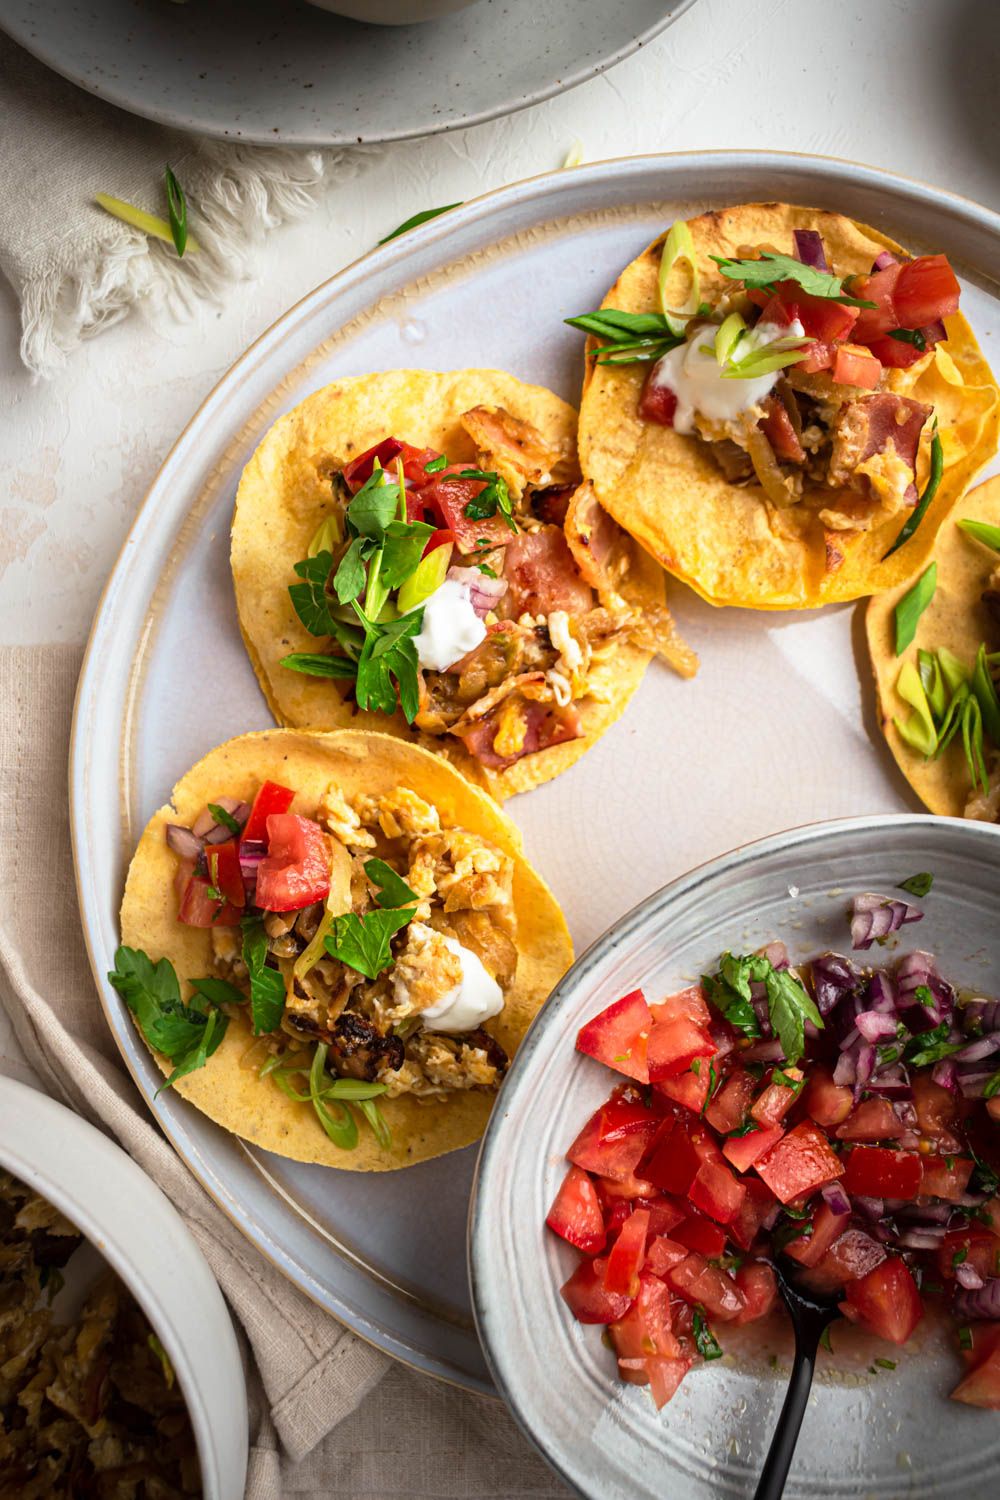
[
  {"x1": 604, "y1": 1209, "x2": 650, "y2": 1298},
  {"x1": 567, "y1": 1096, "x2": 659, "y2": 1181},
  {"x1": 546, "y1": 1166, "x2": 606, "y2": 1255},
  {"x1": 843, "y1": 1258, "x2": 923, "y2": 1346},
  {"x1": 576, "y1": 990, "x2": 652, "y2": 1083},
  {"x1": 754, "y1": 1122, "x2": 843, "y2": 1204},
  {"x1": 842, "y1": 1146, "x2": 922, "y2": 1201},
  {"x1": 560, "y1": 1257, "x2": 634, "y2": 1325}
]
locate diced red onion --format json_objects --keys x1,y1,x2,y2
[
  {"x1": 867, "y1": 972, "x2": 898, "y2": 1013},
  {"x1": 893, "y1": 1099, "x2": 918, "y2": 1130},
  {"x1": 872, "y1": 251, "x2": 899, "y2": 271},
  {"x1": 866, "y1": 1065, "x2": 911, "y2": 1097},
  {"x1": 850, "y1": 893, "x2": 922, "y2": 951},
  {"x1": 762, "y1": 1203, "x2": 782, "y2": 1233},
  {"x1": 833, "y1": 1048, "x2": 857, "y2": 1087},
  {"x1": 897, "y1": 1227, "x2": 948, "y2": 1250},
  {"x1": 165, "y1": 824, "x2": 203, "y2": 861},
  {"x1": 957, "y1": 1192, "x2": 990, "y2": 1208},
  {"x1": 239, "y1": 839, "x2": 268, "y2": 886},
  {"x1": 932, "y1": 1058, "x2": 959, "y2": 1093},
  {"x1": 793, "y1": 228, "x2": 830, "y2": 271},
  {"x1": 898, "y1": 1202, "x2": 953, "y2": 1225},
  {"x1": 964, "y1": 999, "x2": 1000, "y2": 1034},
  {"x1": 853, "y1": 1195, "x2": 885, "y2": 1220},
  {"x1": 448, "y1": 565, "x2": 508, "y2": 619},
  {"x1": 856, "y1": 1010, "x2": 898, "y2": 1044},
  {"x1": 760, "y1": 941, "x2": 789, "y2": 971},
  {"x1": 192, "y1": 796, "x2": 250, "y2": 845},
  {"x1": 810, "y1": 952, "x2": 860, "y2": 1016},
  {"x1": 821, "y1": 1182, "x2": 851, "y2": 1217},
  {"x1": 742, "y1": 1038, "x2": 785, "y2": 1062},
  {"x1": 956, "y1": 1263, "x2": 986, "y2": 1291},
  {"x1": 956, "y1": 1034, "x2": 1000, "y2": 1064},
  {"x1": 957, "y1": 1070, "x2": 998, "y2": 1099},
  {"x1": 955, "y1": 1278, "x2": 1000, "y2": 1320}
]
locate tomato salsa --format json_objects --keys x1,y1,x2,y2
[{"x1": 546, "y1": 898, "x2": 1000, "y2": 1410}]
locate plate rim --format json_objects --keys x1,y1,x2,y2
[
  {"x1": 468, "y1": 811, "x2": 1000, "y2": 1499},
  {"x1": 0, "y1": 0, "x2": 694, "y2": 146},
  {"x1": 69, "y1": 150, "x2": 1000, "y2": 1391}
]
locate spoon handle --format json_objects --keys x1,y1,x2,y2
[{"x1": 751, "y1": 1335, "x2": 818, "y2": 1500}]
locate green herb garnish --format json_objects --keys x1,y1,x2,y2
[
  {"x1": 424, "y1": 453, "x2": 448, "y2": 474},
  {"x1": 378, "y1": 202, "x2": 463, "y2": 245},
  {"x1": 958, "y1": 1325, "x2": 974, "y2": 1351},
  {"x1": 904, "y1": 1021, "x2": 965, "y2": 1068},
  {"x1": 952, "y1": 1247, "x2": 968, "y2": 1268},
  {"x1": 984, "y1": 1069, "x2": 1000, "y2": 1100},
  {"x1": 459, "y1": 470, "x2": 517, "y2": 532},
  {"x1": 887, "y1": 328, "x2": 927, "y2": 351},
  {"x1": 241, "y1": 916, "x2": 286, "y2": 1035},
  {"x1": 894, "y1": 562, "x2": 937, "y2": 655},
  {"x1": 898, "y1": 873, "x2": 933, "y2": 898},
  {"x1": 476, "y1": 562, "x2": 498, "y2": 579},
  {"x1": 164, "y1": 165, "x2": 188, "y2": 257},
  {"x1": 108, "y1": 946, "x2": 229, "y2": 1090},
  {"x1": 364, "y1": 857, "x2": 419, "y2": 910},
  {"x1": 564, "y1": 308, "x2": 684, "y2": 367},
  {"x1": 710, "y1": 251, "x2": 877, "y2": 308},
  {"x1": 279, "y1": 652, "x2": 359, "y2": 679},
  {"x1": 957, "y1": 517, "x2": 1000, "y2": 552},
  {"x1": 728, "y1": 1119, "x2": 761, "y2": 1138},
  {"x1": 765, "y1": 967, "x2": 823, "y2": 1067},
  {"x1": 325, "y1": 907, "x2": 413, "y2": 980},
  {"x1": 882, "y1": 429, "x2": 944, "y2": 560},
  {"x1": 692, "y1": 1307, "x2": 723, "y2": 1361},
  {"x1": 207, "y1": 802, "x2": 243, "y2": 836}
]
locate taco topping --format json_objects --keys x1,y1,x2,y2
[
  {"x1": 548, "y1": 908, "x2": 1000, "y2": 1411},
  {"x1": 277, "y1": 408, "x2": 681, "y2": 772},
  {"x1": 571, "y1": 223, "x2": 963, "y2": 537},
  {"x1": 111, "y1": 777, "x2": 521, "y2": 1150}
]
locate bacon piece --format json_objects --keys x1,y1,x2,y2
[
  {"x1": 459, "y1": 405, "x2": 579, "y2": 489},
  {"x1": 759, "y1": 394, "x2": 805, "y2": 464},
  {"x1": 828, "y1": 394, "x2": 931, "y2": 504},
  {"x1": 456, "y1": 698, "x2": 583, "y2": 769},
  {"x1": 638, "y1": 370, "x2": 678, "y2": 426},
  {"x1": 497, "y1": 525, "x2": 594, "y2": 619}
]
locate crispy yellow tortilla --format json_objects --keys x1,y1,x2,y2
[
  {"x1": 232, "y1": 369, "x2": 661, "y2": 801},
  {"x1": 578, "y1": 204, "x2": 1000, "y2": 610},
  {"x1": 120, "y1": 728, "x2": 573, "y2": 1170},
  {"x1": 867, "y1": 474, "x2": 1000, "y2": 816}
]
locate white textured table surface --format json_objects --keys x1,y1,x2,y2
[{"x1": 0, "y1": 0, "x2": 997, "y2": 1081}]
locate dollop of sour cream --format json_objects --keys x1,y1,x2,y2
[
  {"x1": 650, "y1": 319, "x2": 805, "y2": 436},
  {"x1": 413, "y1": 578, "x2": 486, "y2": 671},
  {"x1": 420, "y1": 935, "x2": 504, "y2": 1034}
]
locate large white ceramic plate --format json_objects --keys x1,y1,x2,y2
[
  {"x1": 71, "y1": 152, "x2": 1000, "y2": 1391},
  {"x1": 0, "y1": 0, "x2": 691, "y2": 145},
  {"x1": 470, "y1": 816, "x2": 1000, "y2": 1500}
]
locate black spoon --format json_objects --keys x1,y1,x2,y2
[{"x1": 752, "y1": 1258, "x2": 841, "y2": 1500}]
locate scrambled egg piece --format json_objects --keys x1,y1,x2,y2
[
  {"x1": 317, "y1": 784, "x2": 376, "y2": 848},
  {"x1": 854, "y1": 442, "x2": 914, "y2": 516},
  {"x1": 407, "y1": 828, "x2": 514, "y2": 920},
  {"x1": 492, "y1": 698, "x2": 528, "y2": 759},
  {"x1": 380, "y1": 1036, "x2": 504, "y2": 1098},
  {"x1": 356, "y1": 787, "x2": 441, "y2": 840},
  {"x1": 389, "y1": 921, "x2": 462, "y2": 1017}
]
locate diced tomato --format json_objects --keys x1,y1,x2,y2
[
  {"x1": 688, "y1": 1160, "x2": 747, "y2": 1226},
  {"x1": 832, "y1": 343, "x2": 882, "y2": 389},
  {"x1": 795, "y1": 338, "x2": 836, "y2": 374},
  {"x1": 241, "y1": 779, "x2": 295, "y2": 845},
  {"x1": 341, "y1": 437, "x2": 404, "y2": 491},
  {"x1": 920, "y1": 1155, "x2": 974, "y2": 1201},
  {"x1": 254, "y1": 814, "x2": 331, "y2": 913},
  {"x1": 851, "y1": 263, "x2": 903, "y2": 342},
  {"x1": 598, "y1": 1171, "x2": 658, "y2": 1201},
  {"x1": 567, "y1": 1095, "x2": 660, "y2": 1182},
  {"x1": 755, "y1": 1122, "x2": 843, "y2": 1205},
  {"x1": 643, "y1": 1120, "x2": 722, "y2": 1196},
  {"x1": 979, "y1": 1198, "x2": 1000, "y2": 1237},
  {"x1": 784, "y1": 1200, "x2": 849, "y2": 1269},
  {"x1": 755, "y1": 294, "x2": 797, "y2": 328},
  {"x1": 206, "y1": 839, "x2": 245, "y2": 909},
  {"x1": 422, "y1": 526, "x2": 455, "y2": 555},
  {"x1": 892, "y1": 254, "x2": 960, "y2": 328},
  {"x1": 723, "y1": 1123, "x2": 785, "y2": 1174},
  {"x1": 560, "y1": 1256, "x2": 634, "y2": 1324},
  {"x1": 705, "y1": 1068, "x2": 756, "y2": 1135},
  {"x1": 423, "y1": 475, "x2": 515, "y2": 554},
  {"x1": 843, "y1": 1258, "x2": 923, "y2": 1345},
  {"x1": 836, "y1": 1097, "x2": 906, "y2": 1142},
  {"x1": 733, "y1": 1261, "x2": 778, "y2": 1324},
  {"x1": 576, "y1": 990, "x2": 652, "y2": 1084},
  {"x1": 604, "y1": 1208, "x2": 650, "y2": 1297},
  {"x1": 759, "y1": 398, "x2": 805, "y2": 463},
  {"x1": 666, "y1": 1253, "x2": 745, "y2": 1322},
  {"x1": 546, "y1": 1165, "x2": 605, "y2": 1255},
  {"x1": 799, "y1": 1228, "x2": 886, "y2": 1294},
  {"x1": 177, "y1": 874, "x2": 242, "y2": 928},
  {"x1": 644, "y1": 1235, "x2": 690, "y2": 1279},
  {"x1": 604, "y1": 1199, "x2": 632, "y2": 1238},
  {"x1": 636, "y1": 1196, "x2": 687, "y2": 1239},
  {"x1": 645, "y1": 1355, "x2": 693, "y2": 1408},
  {"x1": 863, "y1": 333, "x2": 926, "y2": 370},
  {"x1": 788, "y1": 288, "x2": 860, "y2": 344},
  {"x1": 951, "y1": 1347, "x2": 1000, "y2": 1409},
  {"x1": 959, "y1": 1322, "x2": 1000, "y2": 1368},
  {"x1": 650, "y1": 985, "x2": 712, "y2": 1028},
  {"x1": 638, "y1": 371, "x2": 677, "y2": 426},
  {"x1": 654, "y1": 1068, "x2": 712, "y2": 1115},
  {"x1": 728, "y1": 1177, "x2": 778, "y2": 1252},
  {"x1": 912, "y1": 1075, "x2": 960, "y2": 1143},
  {"x1": 842, "y1": 1146, "x2": 922, "y2": 1201},
  {"x1": 750, "y1": 1073, "x2": 802, "y2": 1127},
  {"x1": 646, "y1": 1016, "x2": 715, "y2": 1081},
  {"x1": 610, "y1": 1270, "x2": 679, "y2": 1365},
  {"x1": 803, "y1": 1065, "x2": 853, "y2": 1128},
  {"x1": 937, "y1": 1228, "x2": 1000, "y2": 1284},
  {"x1": 672, "y1": 1211, "x2": 727, "y2": 1259}
]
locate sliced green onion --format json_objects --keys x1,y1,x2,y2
[
  {"x1": 378, "y1": 203, "x2": 462, "y2": 245},
  {"x1": 164, "y1": 165, "x2": 188, "y2": 257},
  {"x1": 962, "y1": 694, "x2": 989, "y2": 794},
  {"x1": 882, "y1": 430, "x2": 944, "y2": 560},
  {"x1": 309, "y1": 1044, "x2": 358, "y2": 1150},
  {"x1": 894, "y1": 562, "x2": 937, "y2": 655},
  {"x1": 894, "y1": 659, "x2": 938, "y2": 756},
  {"x1": 657, "y1": 220, "x2": 701, "y2": 336},
  {"x1": 935, "y1": 681, "x2": 970, "y2": 756},
  {"x1": 308, "y1": 515, "x2": 343, "y2": 558},
  {"x1": 396, "y1": 540, "x2": 452, "y2": 613},
  {"x1": 720, "y1": 345, "x2": 812, "y2": 380},
  {"x1": 957, "y1": 517, "x2": 1000, "y2": 553},
  {"x1": 323, "y1": 1078, "x2": 389, "y2": 1101},
  {"x1": 972, "y1": 641, "x2": 1000, "y2": 746},
  {"x1": 938, "y1": 646, "x2": 970, "y2": 697},
  {"x1": 562, "y1": 139, "x2": 584, "y2": 169},
  {"x1": 357, "y1": 1097, "x2": 392, "y2": 1150},
  {"x1": 918, "y1": 648, "x2": 947, "y2": 721},
  {"x1": 714, "y1": 312, "x2": 747, "y2": 367}
]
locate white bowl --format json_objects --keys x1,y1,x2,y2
[
  {"x1": 305, "y1": 0, "x2": 476, "y2": 23},
  {"x1": 0, "y1": 1075, "x2": 248, "y2": 1500}
]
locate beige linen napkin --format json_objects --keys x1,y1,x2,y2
[
  {"x1": 0, "y1": 643, "x2": 567, "y2": 1498},
  {"x1": 0, "y1": 39, "x2": 367, "y2": 378}
]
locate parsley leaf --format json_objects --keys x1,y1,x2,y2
[
  {"x1": 710, "y1": 251, "x2": 877, "y2": 308},
  {"x1": 692, "y1": 1307, "x2": 723, "y2": 1361},
  {"x1": 887, "y1": 328, "x2": 926, "y2": 351},
  {"x1": 333, "y1": 536, "x2": 373, "y2": 604},
  {"x1": 459, "y1": 470, "x2": 517, "y2": 532},
  {"x1": 353, "y1": 607, "x2": 423, "y2": 723},
  {"x1": 289, "y1": 551, "x2": 339, "y2": 636},
  {"x1": 728, "y1": 1119, "x2": 760, "y2": 1139},
  {"x1": 347, "y1": 470, "x2": 402, "y2": 539},
  {"x1": 325, "y1": 908, "x2": 413, "y2": 980},
  {"x1": 898, "y1": 872, "x2": 933, "y2": 898},
  {"x1": 280, "y1": 652, "x2": 358, "y2": 679},
  {"x1": 241, "y1": 916, "x2": 286, "y2": 1035},
  {"x1": 701, "y1": 953, "x2": 766, "y2": 1039},
  {"x1": 379, "y1": 519, "x2": 435, "y2": 590},
  {"x1": 207, "y1": 802, "x2": 243, "y2": 836},
  {"x1": 904, "y1": 1021, "x2": 965, "y2": 1068},
  {"x1": 766, "y1": 967, "x2": 822, "y2": 1066},
  {"x1": 108, "y1": 946, "x2": 229, "y2": 1090},
  {"x1": 364, "y1": 857, "x2": 419, "y2": 909}
]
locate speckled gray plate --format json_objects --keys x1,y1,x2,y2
[
  {"x1": 0, "y1": 0, "x2": 693, "y2": 145},
  {"x1": 470, "y1": 815, "x2": 1000, "y2": 1499}
]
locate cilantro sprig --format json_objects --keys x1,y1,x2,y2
[
  {"x1": 108, "y1": 946, "x2": 233, "y2": 1090},
  {"x1": 710, "y1": 251, "x2": 877, "y2": 308},
  {"x1": 457, "y1": 469, "x2": 517, "y2": 532},
  {"x1": 702, "y1": 951, "x2": 822, "y2": 1065}
]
